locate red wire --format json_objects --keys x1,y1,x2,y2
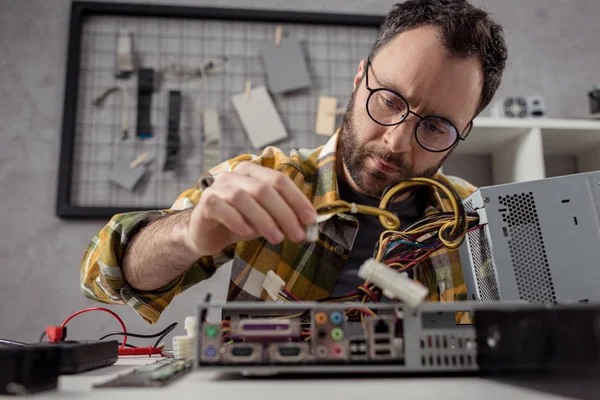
[
  {"x1": 61, "y1": 307, "x2": 127, "y2": 350},
  {"x1": 282, "y1": 287, "x2": 300, "y2": 302},
  {"x1": 118, "y1": 347, "x2": 162, "y2": 357}
]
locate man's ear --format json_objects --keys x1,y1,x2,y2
[{"x1": 353, "y1": 59, "x2": 367, "y2": 90}]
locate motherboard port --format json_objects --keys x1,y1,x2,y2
[
  {"x1": 268, "y1": 343, "x2": 309, "y2": 362},
  {"x1": 374, "y1": 349, "x2": 391, "y2": 357},
  {"x1": 374, "y1": 319, "x2": 390, "y2": 334},
  {"x1": 203, "y1": 345, "x2": 218, "y2": 358},
  {"x1": 231, "y1": 346, "x2": 254, "y2": 357},
  {"x1": 330, "y1": 327, "x2": 344, "y2": 341},
  {"x1": 224, "y1": 343, "x2": 262, "y2": 363},
  {"x1": 315, "y1": 312, "x2": 327, "y2": 325},
  {"x1": 329, "y1": 311, "x2": 344, "y2": 325},
  {"x1": 204, "y1": 325, "x2": 219, "y2": 338},
  {"x1": 374, "y1": 338, "x2": 390, "y2": 345},
  {"x1": 279, "y1": 347, "x2": 301, "y2": 357},
  {"x1": 349, "y1": 338, "x2": 367, "y2": 359},
  {"x1": 231, "y1": 318, "x2": 300, "y2": 340},
  {"x1": 332, "y1": 344, "x2": 345, "y2": 358},
  {"x1": 316, "y1": 345, "x2": 328, "y2": 357}
]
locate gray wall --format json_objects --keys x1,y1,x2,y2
[{"x1": 1, "y1": 0, "x2": 599, "y2": 345}]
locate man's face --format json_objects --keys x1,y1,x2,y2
[{"x1": 339, "y1": 25, "x2": 484, "y2": 198}]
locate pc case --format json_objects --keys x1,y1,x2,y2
[{"x1": 458, "y1": 171, "x2": 600, "y2": 304}]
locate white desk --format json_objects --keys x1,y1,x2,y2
[{"x1": 5, "y1": 357, "x2": 595, "y2": 400}]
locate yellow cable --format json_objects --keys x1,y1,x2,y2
[
  {"x1": 316, "y1": 200, "x2": 400, "y2": 230},
  {"x1": 313, "y1": 176, "x2": 475, "y2": 306}
]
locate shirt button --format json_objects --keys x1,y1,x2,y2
[{"x1": 334, "y1": 245, "x2": 344, "y2": 255}]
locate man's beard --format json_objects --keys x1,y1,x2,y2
[{"x1": 339, "y1": 89, "x2": 447, "y2": 198}]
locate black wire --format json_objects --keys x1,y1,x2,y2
[
  {"x1": 152, "y1": 323, "x2": 178, "y2": 348},
  {"x1": 98, "y1": 322, "x2": 178, "y2": 348},
  {"x1": 99, "y1": 332, "x2": 159, "y2": 340},
  {"x1": 119, "y1": 342, "x2": 137, "y2": 348},
  {"x1": 39, "y1": 331, "x2": 46, "y2": 343},
  {"x1": 0, "y1": 339, "x2": 28, "y2": 347}
]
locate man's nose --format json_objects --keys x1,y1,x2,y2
[{"x1": 381, "y1": 116, "x2": 416, "y2": 153}]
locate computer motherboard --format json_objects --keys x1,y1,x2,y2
[{"x1": 195, "y1": 300, "x2": 600, "y2": 375}]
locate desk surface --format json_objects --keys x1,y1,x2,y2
[{"x1": 4, "y1": 357, "x2": 596, "y2": 400}]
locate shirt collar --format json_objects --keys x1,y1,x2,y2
[{"x1": 312, "y1": 129, "x2": 342, "y2": 210}]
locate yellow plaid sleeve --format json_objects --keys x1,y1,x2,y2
[{"x1": 79, "y1": 146, "x2": 298, "y2": 324}]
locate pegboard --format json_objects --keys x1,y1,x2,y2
[{"x1": 56, "y1": 1, "x2": 382, "y2": 218}]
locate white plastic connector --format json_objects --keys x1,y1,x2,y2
[
  {"x1": 357, "y1": 258, "x2": 428, "y2": 308},
  {"x1": 172, "y1": 316, "x2": 197, "y2": 360},
  {"x1": 262, "y1": 270, "x2": 286, "y2": 301},
  {"x1": 172, "y1": 336, "x2": 194, "y2": 360},
  {"x1": 304, "y1": 214, "x2": 334, "y2": 242},
  {"x1": 184, "y1": 316, "x2": 197, "y2": 336},
  {"x1": 305, "y1": 223, "x2": 318, "y2": 242}
]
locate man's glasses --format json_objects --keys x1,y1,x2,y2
[{"x1": 364, "y1": 60, "x2": 472, "y2": 153}]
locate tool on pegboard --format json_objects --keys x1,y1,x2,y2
[
  {"x1": 136, "y1": 68, "x2": 155, "y2": 139},
  {"x1": 163, "y1": 90, "x2": 181, "y2": 171}
]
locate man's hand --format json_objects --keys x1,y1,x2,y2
[{"x1": 185, "y1": 162, "x2": 318, "y2": 256}]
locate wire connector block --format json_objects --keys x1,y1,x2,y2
[
  {"x1": 172, "y1": 336, "x2": 195, "y2": 360},
  {"x1": 262, "y1": 270, "x2": 286, "y2": 301},
  {"x1": 172, "y1": 316, "x2": 197, "y2": 360},
  {"x1": 357, "y1": 258, "x2": 429, "y2": 308}
]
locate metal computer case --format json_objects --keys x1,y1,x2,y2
[{"x1": 458, "y1": 170, "x2": 600, "y2": 304}]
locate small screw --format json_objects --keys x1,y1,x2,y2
[{"x1": 484, "y1": 197, "x2": 490, "y2": 203}]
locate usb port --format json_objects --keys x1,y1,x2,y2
[
  {"x1": 374, "y1": 338, "x2": 390, "y2": 345},
  {"x1": 374, "y1": 349, "x2": 391, "y2": 357}
]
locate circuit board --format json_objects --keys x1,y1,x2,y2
[
  {"x1": 93, "y1": 358, "x2": 192, "y2": 388},
  {"x1": 194, "y1": 300, "x2": 600, "y2": 376},
  {"x1": 195, "y1": 301, "x2": 478, "y2": 374}
]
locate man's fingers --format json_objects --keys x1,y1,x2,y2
[
  {"x1": 235, "y1": 162, "x2": 317, "y2": 225},
  {"x1": 212, "y1": 185, "x2": 285, "y2": 244},
  {"x1": 224, "y1": 174, "x2": 306, "y2": 242},
  {"x1": 201, "y1": 193, "x2": 254, "y2": 237}
]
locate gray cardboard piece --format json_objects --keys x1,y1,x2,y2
[
  {"x1": 231, "y1": 85, "x2": 289, "y2": 149},
  {"x1": 260, "y1": 37, "x2": 311, "y2": 94},
  {"x1": 109, "y1": 158, "x2": 147, "y2": 191}
]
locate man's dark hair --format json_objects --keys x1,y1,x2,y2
[{"x1": 369, "y1": 0, "x2": 508, "y2": 116}]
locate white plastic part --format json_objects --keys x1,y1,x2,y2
[
  {"x1": 305, "y1": 223, "x2": 319, "y2": 242},
  {"x1": 116, "y1": 30, "x2": 134, "y2": 75},
  {"x1": 304, "y1": 214, "x2": 334, "y2": 242},
  {"x1": 184, "y1": 316, "x2": 197, "y2": 336},
  {"x1": 357, "y1": 258, "x2": 429, "y2": 308},
  {"x1": 171, "y1": 316, "x2": 198, "y2": 360},
  {"x1": 262, "y1": 270, "x2": 286, "y2": 301},
  {"x1": 172, "y1": 335, "x2": 195, "y2": 360}
]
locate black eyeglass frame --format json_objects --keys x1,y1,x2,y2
[{"x1": 364, "y1": 59, "x2": 473, "y2": 153}]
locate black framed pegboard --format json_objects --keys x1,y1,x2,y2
[{"x1": 56, "y1": 1, "x2": 383, "y2": 219}]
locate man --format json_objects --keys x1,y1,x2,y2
[{"x1": 80, "y1": 0, "x2": 507, "y2": 324}]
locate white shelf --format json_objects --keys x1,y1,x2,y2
[
  {"x1": 475, "y1": 116, "x2": 600, "y2": 130},
  {"x1": 445, "y1": 116, "x2": 600, "y2": 186},
  {"x1": 458, "y1": 117, "x2": 600, "y2": 155}
]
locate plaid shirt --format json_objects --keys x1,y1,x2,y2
[{"x1": 80, "y1": 133, "x2": 477, "y2": 324}]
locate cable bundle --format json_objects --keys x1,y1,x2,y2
[{"x1": 280, "y1": 177, "x2": 482, "y2": 320}]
